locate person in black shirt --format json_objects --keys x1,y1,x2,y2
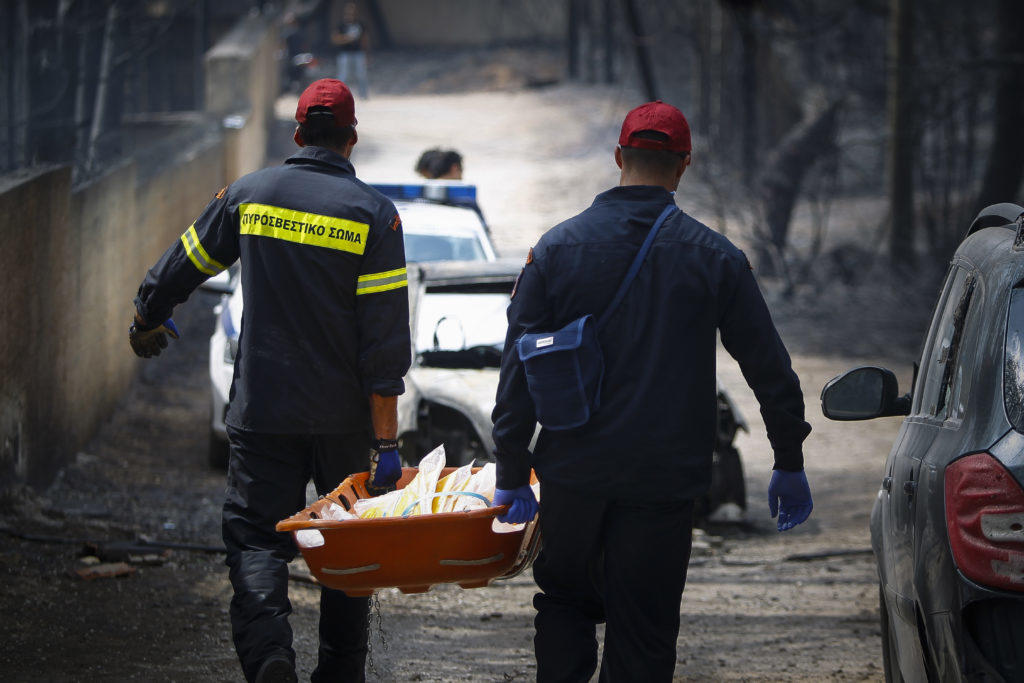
[
  {"x1": 129, "y1": 79, "x2": 410, "y2": 683},
  {"x1": 332, "y1": 2, "x2": 369, "y2": 98},
  {"x1": 491, "y1": 101, "x2": 813, "y2": 681}
]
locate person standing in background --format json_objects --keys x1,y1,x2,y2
[{"x1": 332, "y1": 2, "x2": 369, "y2": 99}]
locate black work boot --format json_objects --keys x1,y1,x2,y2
[{"x1": 255, "y1": 654, "x2": 298, "y2": 683}]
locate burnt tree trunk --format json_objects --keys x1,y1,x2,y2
[
  {"x1": 887, "y1": 0, "x2": 917, "y2": 268},
  {"x1": 567, "y1": 0, "x2": 580, "y2": 80},
  {"x1": 11, "y1": 0, "x2": 30, "y2": 168},
  {"x1": 602, "y1": 0, "x2": 614, "y2": 83},
  {"x1": 734, "y1": 6, "x2": 758, "y2": 187},
  {"x1": 621, "y1": 0, "x2": 657, "y2": 100},
  {"x1": 695, "y1": 0, "x2": 714, "y2": 135},
  {"x1": 976, "y1": 0, "x2": 1024, "y2": 210},
  {"x1": 754, "y1": 101, "x2": 841, "y2": 276}
]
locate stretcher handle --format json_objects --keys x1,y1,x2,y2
[{"x1": 400, "y1": 491, "x2": 492, "y2": 517}]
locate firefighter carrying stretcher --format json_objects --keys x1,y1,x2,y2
[{"x1": 129, "y1": 79, "x2": 410, "y2": 683}]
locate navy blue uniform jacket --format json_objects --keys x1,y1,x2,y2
[
  {"x1": 135, "y1": 146, "x2": 412, "y2": 434},
  {"x1": 491, "y1": 185, "x2": 810, "y2": 501}
]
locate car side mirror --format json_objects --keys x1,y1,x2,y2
[{"x1": 821, "y1": 366, "x2": 911, "y2": 420}]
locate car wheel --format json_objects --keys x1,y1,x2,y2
[
  {"x1": 879, "y1": 584, "x2": 904, "y2": 683},
  {"x1": 208, "y1": 428, "x2": 230, "y2": 470}
]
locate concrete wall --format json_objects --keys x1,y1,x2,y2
[
  {"x1": 0, "y1": 14, "x2": 278, "y2": 491},
  {"x1": 206, "y1": 13, "x2": 281, "y2": 184},
  {"x1": 377, "y1": 0, "x2": 565, "y2": 47},
  {"x1": 0, "y1": 167, "x2": 73, "y2": 487}
]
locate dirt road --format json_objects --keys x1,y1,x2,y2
[{"x1": 0, "y1": 83, "x2": 925, "y2": 681}]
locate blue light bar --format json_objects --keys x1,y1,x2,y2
[{"x1": 371, "y1": 182, "x2": 477, "y2": 203}]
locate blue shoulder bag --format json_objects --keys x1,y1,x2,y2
[{"x1": 516, "y1": 204, "x2": 677, "y2": 430}]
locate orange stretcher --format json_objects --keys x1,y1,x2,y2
[{"x1": 276, "y1": 467, "x2": 541, "y2": 596}]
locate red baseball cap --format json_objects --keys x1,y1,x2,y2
[
  {"x1": 618, "y1": 101, "x2": 691, "y2": 154},
  {"x1": 295, "y1": 78, "x2": 357, "y2": 127}
]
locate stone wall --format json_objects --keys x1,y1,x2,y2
[
  {"x1": 0, "y1": 14, "x2": 278, "y2": 490},
  {"x1": 206, "y1": 12, "x2": 281, "y2": 184}
]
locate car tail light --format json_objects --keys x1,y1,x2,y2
[{"x1": 945, "y1": 452, "x2": 1024, "y2": 592}]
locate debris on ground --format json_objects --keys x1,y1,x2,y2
[{"x1": 72, "y1": 562, "x2": 136, "y2": 581}]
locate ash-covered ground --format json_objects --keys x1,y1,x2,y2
[{"x1": 0, "y1": 50, "x2": 939, "y2": 681}]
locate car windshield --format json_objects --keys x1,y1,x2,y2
[
  {"x1": 415, "y1": 290, "x2": 509, "y2": 368},
  {"x1": 405, "y1": 233, "x2": 486, "y2": 262},
  {"x1": 1004, "y1": 287, "x2": 1024, "y2": 431}
]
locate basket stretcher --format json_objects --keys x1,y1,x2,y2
[{"x1": 276, "y1": 467, "x2": 541, "y2": 596}]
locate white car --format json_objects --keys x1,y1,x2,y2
[
  {"x1": 204, "y1": 182, "x2": 496, "y2": 467},
  {"x1": 396, "y1": 260, "x2": 752, "y2": 523},
  {"x1": 206, "y1": 257, "x2": 750, "y2": 522},
  {"x1": 397, "y1": 260, "x2": 523, "y2": 466}
]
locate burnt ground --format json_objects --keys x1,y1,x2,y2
[
  {"x1": 0, "y1": 285, "x2": 908, "y2": 682},
  {"x1": 0, "y1": 49, "x2": 948, "y2": 682}
]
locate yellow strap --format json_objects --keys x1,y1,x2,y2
[
  {"x1": 357, "y1": 267, "x2": 406, "y2": 283},
  {"x1": 180, "y1": 225, "x2": 225, "y2": 276},
  {"x1": 356, "y1": 267, "x2": 407, "y2": 295},
  {"x1": 356, "y1": 278, "x2": 408, "y2": 295},
  {"x1": 239, "y1": 202, "x2": 369, "y2": 255}
]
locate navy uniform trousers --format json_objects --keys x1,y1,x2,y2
[
  {"x1": 533, "y1": 481, "x2": 695, "y2": 682},
  {"x1": 223, "y1": 426, "x2": 371, "y2": 682}
]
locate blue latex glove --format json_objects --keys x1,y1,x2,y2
[
  {"x1": 129, "y1": 315, "x2": 180, "y2": 358},
  {"x1": 768, "y1": 469, "x2": 813, "y2": 531},
  {"x1": 493, "y1": 485, "x2": 539, "y2": 524},
  {"x1": 368, "y1": 448, "x2": 401, "y2": 494}
]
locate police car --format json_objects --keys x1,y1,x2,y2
[{"x1": 204, "y1": 181, "x2": 496, "y2": 466}]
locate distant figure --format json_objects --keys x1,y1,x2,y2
[
  {"x1": 332, "y1": 2, "x2": 369, "y2": 98},
  {"x1": 415, "y1": 148, "x2": 463, "y2": 179}
]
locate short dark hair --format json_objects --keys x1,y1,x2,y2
[
  {"x1": 620, "y1": 130, "x2": 687, "y2": 176},
  {"x1": 298, "y1": 107, "x2": 355, "y2": 149},
  {"x1": 416, "y1": 148, "x2": 463, "y2": 178},
  {"x1": 429, "y1": 150, "x2": 462, "y2": 178},
  {"x1": 416, "y1": 148, "x2": 442, "y2": 176}
]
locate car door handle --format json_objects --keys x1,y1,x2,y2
[
  {"x1": 882, "y1": 476, "x2": 892, "y2": 492},
  {"x1": 903, "y1": 481, "x2": 917, "y2": 496}
]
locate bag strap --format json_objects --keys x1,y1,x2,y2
[{"x1": 597, "y1": 203, "x2": 677, "y2": 331}]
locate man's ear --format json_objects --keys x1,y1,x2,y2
[
  {"x1": 676, "y1": 152, "x2": 691, "y2": 180},
  {"x1": 614, "y1": 145, "x2": 623, "y2": 169},
  {"x1": 293, "y1": 126, "x2": 305, "y2": 147},
  {"x1": 344, "y1": 128, "x2": 358, "y2": 157}
]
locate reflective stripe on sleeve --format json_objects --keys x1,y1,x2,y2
[
  {"x1": 180, "y1": 224, "x2": 227, "y2": 276},
  {"x1": 238, "y1": 202, "x2": 369, "y2": 255},
  {"x1": 356, "y1": 267, "x2": 408, "y2": 295}
]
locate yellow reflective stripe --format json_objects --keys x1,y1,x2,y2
[
  {"x1": 357, "y1": 267, "x2": 406, "y2": 283},
  {"x1": 187, "y1": 225, "x2": 226, "y2": 272},
  {"x1": 180, "y1": 225, "x2": 222, "y2": 277},
  {"x1": 238, "y1": 202, "x2": 368, "y2": 255},
  {"x1": 356, "y1": 278, "x2": 408, "y2": 295},
  {"x1": 356, "y1": 267, "x2": 407, "y2": 295}
]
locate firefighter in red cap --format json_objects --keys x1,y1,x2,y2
[
  {"x1": 129, "y1": 79, "x2": 410, "y2": 683},
  {"x1": 492, "y1": 101, "x2": 813, "y2": 680}
]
